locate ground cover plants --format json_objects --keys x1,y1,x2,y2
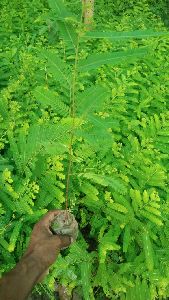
[{"x1": 0, "y1": 0, "x2": 169, "y2": 299}]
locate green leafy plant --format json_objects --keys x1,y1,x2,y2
[{"x1": 0, "y1": 0, "x2": 169, "y2": 299}]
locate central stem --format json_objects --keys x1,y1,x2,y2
[{"x1": 65, "y1": 38, "x2": 80, "y2": 211}]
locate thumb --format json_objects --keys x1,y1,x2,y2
[{"x1": 52, "y1": 235, "x2": 71, "y2": 249}]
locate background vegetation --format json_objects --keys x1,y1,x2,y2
[{"x1": 0, "y1": 0, "x2": 169, "y2": 299}]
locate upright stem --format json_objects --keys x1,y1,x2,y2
[
  {"x1": 82, "y1": 0, "x2": 94, "y2": 30},
  {"x1": 65, "y1": 37, "x2": 80, "y2": 211}
]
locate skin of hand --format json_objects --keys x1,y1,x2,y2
[
  {"x1": 24, "y1": 210, "x2": 71, "y2": 271},
  {"x1": 0, "y1": 210, "x2": 72, "y2": 300}
]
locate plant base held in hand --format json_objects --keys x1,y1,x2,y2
[{"x1": 50, "y1": 211, "x2": 78, "y2": 247}]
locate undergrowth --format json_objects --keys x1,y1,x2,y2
[{"x1": 0, "y1": 0, "x2": 169, "y2": 299}]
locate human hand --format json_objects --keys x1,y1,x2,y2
[{"x1": 24, "y1": 210, "x2": 71, "y2": 271}]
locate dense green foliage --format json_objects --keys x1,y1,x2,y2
[{"x1": 0, "y1": 0, "x2": 169, "y2": 299}]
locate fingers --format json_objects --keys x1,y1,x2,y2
[
  {"x1": 39, "y1": 210, "x2": 63, "y2": 227},
  {"x1": 52, "y1": 235, "x2": 71, "y2": 249},
  {"x1": 34, "y1": 210, "x2": 65, "y2": 235},
  {"x1": 32, "y1": 210, "x2": 77, "y2": 244}
]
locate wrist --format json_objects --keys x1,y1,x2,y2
[
  {"x1": 21, "y1": 250, "x2": 47, "y2": 275},
  {"x1": 0, "y1": 251, "x2": 45, "y2": 300}
]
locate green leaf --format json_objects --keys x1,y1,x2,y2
[
  {"x1": 0, "y1": 156, "x2": 13, "y2": 172},
  {"x1": 24, "y1": 210, "x2": 47, "y2": 222},
  {"x1": 47, "y1": 0, "x2": 71, "y2": 17},
  {"x1": 140, "y1": 210, "x2": 163, "y2": 226},
  {"x1": 142, "y1": 230, "x2": 154, "y2": 272},
  {"x1": 0, "y1": 98, "x2": 8, "y2": 118},
  {"x1": 0, "y1": 191, "x2": 16, "y2": 211},
  {"x1": 77, "y1": 86, "x2": 109, "y2": 116},
  {"x1": 80, "y1": 261, "x2": 91, "y2": 300},
  {"x1": 80, "y1": 182, "x2": 99, "y2": 200},
  {"x1": 88, "y1": 115, "x2": 120, "y2": 132},
  {"x1": 16, "y1": 123, "x2": 70, "y2": 171},
  {"x1": 76, "y1": 114, "x2": 117, "y2": 152},
  {"x1": 123, "y1": 225, "x2": 131, "y2": 253},
  {"x1": 125, "y1": 278, "x2": 151, "y2": 300},
  {"x1": 79, "y1": 48, "x2": 147, "y2": 71},
  {"x1": 82, "y1": 173, "x2": 127, "y2": 194},
  {"x1": 84, "y1": 30, "x2": 169, "y2": 40},
  {"x1": 108, "y1": 202, "x2": 128, "y2": 214},
  {"x1": 8, "y1": 221, "x2": 23, "y2": 252},
  {"x1": 34, "y1": 86, "x2": 69, "y2": 117},
  {"x1": 99, "y1": 231, "x2": 120, "y2": 263},
  {"x1": 41, "y1": 51, "x2": 70, "y2": 86},
  {"x1": 57, "y1": 20, "x2": 78, "y2": 51},
  {"x1": 0, "y1": 237, "x2": 10, "y2": 251}
]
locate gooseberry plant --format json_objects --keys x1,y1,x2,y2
[{"x1": 0, "y1": 0, "x2": 169, "y2": 299}]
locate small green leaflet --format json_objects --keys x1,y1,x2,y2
[
  {"x1": 80, "y1": 261, "x2": 91, "y2": 300},
  {"x1": 0, "y1": 237, "x2": 9, "y2": 251},
  {"x1": 99, "y1": 231, "x2": 120, "y2": 263},
  {"x1": 76, "y1": 86, "x2": 109, "y2": 116},
  {"x1": 41, "y1": 51, "x2": 70, "y2": 85},
  {"x1": 34, "y1": 86, "x2": 69, "y2": 117},
  {"x1": 16, "y1": 123, "x2": 70, "y2": 170},
  {"x1": 84, "y1": 30, "x2": 169, "y2": 40},
  {"x1": 0, "y1": 191, "x2": 16, "y2": 211},
  {"x1": 57, "y1": 20, "x2": 78, "y2": 51},
  {"x1": 47, "y1": 0, "x2": 71, "y2": 17},
  {"x1": 47, "y1": 0, "x2": 77, "y2": 51},
  {"x1": 142, "y1": 230, "x2": 154, "y2": 272},
  {"x1": 88, "y1": 115, "x2": 120, "y2": 131},
  {"x1": 82, "y1": 173, "x2": 127, "y2": 194},
  {"x1": 0, "y1": 156, "x2": 13, "y2": 171},
  {"x1": 0, "y1": 98, "x2": 8, "y2": 118},
  {"x1": 79, "y1": 48, "x2": 147, "y2": 71},
  {"x1": 8, "y1": 221, "x2": 23, "y2": 252},
  {"x1": 125, "y1": 278, "x2": 151, "y2": 300},
  {"x1": 123, "y1": 225, "x2": 131, "y2": 253}
]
